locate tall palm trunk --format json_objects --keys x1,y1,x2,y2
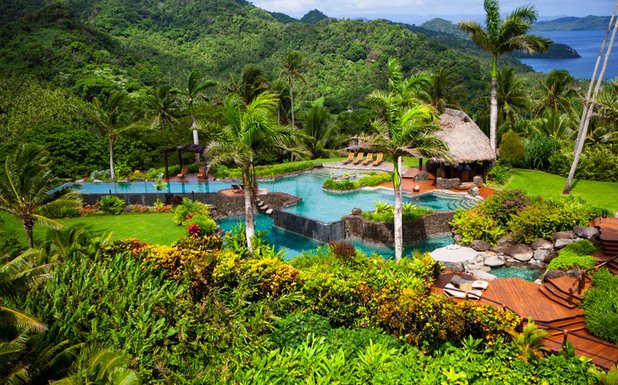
[
  {"x1": 564, "y1": 3, "x2": 618, "y2": 194},
  {"x1": 489, "y1": 55, "x2": 499, "y2": 156},
  {"x1": 23, "y1": 214, "x2": 34, "y2": 248},
  {"x1": 289, "y1": 78, "x2": 295, "y2": 128},
  {"x1": 108, "y1": 137, "x2": 116, "y2": 181},
  {"x1": 192, "y1": 115, "x2": 200, "y2": 164},
  {"x1": 393, "y1": 156, "x2": 403, "y2": 261},
  {"x1": 243, "y1": 166, "x2": 254, "y2": 253}
]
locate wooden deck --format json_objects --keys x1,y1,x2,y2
[{"x1": 432, "y1": 272, "x2": 618, "y2": 369}]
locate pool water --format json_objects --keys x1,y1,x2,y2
[
  {"x1": 491, "y1": 266, "x2": 542, "y2": 282},
  {"x1": 217, "y1": 215, "x2": 454, "y2": 259}
]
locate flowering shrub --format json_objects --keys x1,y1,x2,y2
[
  {"x1": 482, "y1": 190, "x2": 530, "y2": 226},
  {"x1": 172, "y1": 198, "x2": 210, "y2": 225},
  {"x1": 184, "y1": 214, "x2": 218, "y2": 237}
]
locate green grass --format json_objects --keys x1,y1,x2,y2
[
  {"x1": 402, "y1": 157, "x2": 420, "y2": 168},
  {"x1": 1, "y1": 212, "x2": 185, "y2": 247},
  {"x1": 501, "y1": 169, "x2": 618, "y2": 212}
]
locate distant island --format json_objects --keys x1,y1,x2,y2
[{"x1": 533, "y1": 15, "x2": 611, "y2": 31}]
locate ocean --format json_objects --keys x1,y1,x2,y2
[{"x1": 520, "y1": 30, "x2": 618, "y2": 80}]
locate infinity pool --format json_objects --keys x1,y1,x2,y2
[
  {"x1": 75, "y1": 170, "x2": 478, "y2": 223},
  {"x1": 218, "y1": 215, "x2": 455, "y2": 259}
]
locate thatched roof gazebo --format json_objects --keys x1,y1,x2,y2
[{"x1": 432, "y1": 108, "x2": 496, "y2": 165}]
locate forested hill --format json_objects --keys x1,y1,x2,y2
[
  {"x1": 0, "y1": 0, "x2": 532, "y2": 113},
  {"x1": 533, "y1": 16, "x2": 612, "y2": 31}
]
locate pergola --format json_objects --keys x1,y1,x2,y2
[{"x1": 160, "y1": 144, "x2": 206, "y2": 180}]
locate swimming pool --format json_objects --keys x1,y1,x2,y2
[
  {"x1": 217, "y1": 215, "x2": 455, "y2": 259},
  {"x1": 74, "y1": 170, "x2": 479, "y2": 223}
]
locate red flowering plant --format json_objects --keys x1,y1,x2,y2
[{"x1": 188, "y1": 223, "x2": 201, "y2": 238}]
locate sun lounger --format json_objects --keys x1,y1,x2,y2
[
  {"x1": 443, "y1": 283, "x2": 482, "y2": 300},
  {"x1": 231, "y1": 184, "x2": 244, "y2": 193},
  {"x1": 177, "y1": 166, "x2": 188, "y2": 179},
  {"x1": 372, "y1": 153, "x2": 384, "y2": 166},
  {"x1": 197, "y1": 166, "x2": 206, "y2": 180},
  {"x1": 361, "y1": 153, "x2": 374, "y2": 165},
  {"x1": 341, "y1": 152, "x2": 355, "y2": 164},
  {"x1": 352, "y1": 152, "x2": 364, "y2": 165},
  {"x1": 451, "y1": 275, "x2": 489, "y2": 290}
]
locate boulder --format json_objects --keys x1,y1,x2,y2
[
  {"x1": 496, "y1": 243, "x2": 533, "y2": 258},
  {"x1": 454, "y1": 234, "x2": 463, "y2": 243},
  {"x1": 468, "y1": 187, "x2": 480, "y2": 197},
  {"x1": 442, "y1": 261, "x2": 465, "y2": 272},
  {"x1": 552, "y1": 231, "x2": 576, "y2": 242},
  {"x1": 534, "y1": 248, "x2": 557, "y2": 263},
  {"x1": 484, "y1": 256, "x2": 505, "y2": 267},
  {"x1": 351, "y1": 208, "x2": 363, "y2": 215},
  {"x1": 496, "y1": 234, "x2": 515, "y2": 246},
  {"x1": 513, "y1": 252, "x2": 533, "y2": 262},
  {"x1": 573, "y1": 226, "x2": 600, "y2": 240},
  {"x1": 543, "y1": 270, "x2": 565, "y2": 280},
  {"x1": 529, "y1": 259, "x2": 546, "y2": 268},
  {"x1": 470, "y1": 270, "x2": 498, "y2": 281},
  {"x1": 472, "y1": 175, "x2": 483, "y2": 186},
  {"x1": 566, "y1": 268, "x2": 584, "y2": 278},
  {"x1": 430, "y1": 245, "x2": 479, "y2": 264},
  {"x1": 555, "y1": 238, "x2": 576, "y2": 250},
  {"x1": 470, "y1": 240, "x2": 491, "y2": 252},
  {"x1": 531, "y1": 238, "x2": 553, "y2": 251}
]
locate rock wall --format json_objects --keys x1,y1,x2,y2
[
  {"x1": 342, "y1": 211, "x2": 455, "y2": 247},
  {"x1": 82, "y1": 192, "x2": 218, "y2": 206},
  {"x1": 436, "y1": 177, "x2": 461, "y2": 189},
  {"x1": 272, "y1": 210, "x2": 345, "y2": 242}
]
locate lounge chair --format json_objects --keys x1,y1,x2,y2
[
  {"x1": 372, "y1": 153, "x2": 384, "y2": 166},
  {"x1": 361, "y1": 153, "x2": 374, "y2": 166},
  {"x1": 177, "y1": 166, "x2": 188, "y2": 179},
  {"x1": 341, "y1": 152, "x2": 355, "y2": 164},
  {"x1": 231, "y1": 184, "x2": 244, "y2": 193},
  {"x1": 352, "y1": 152, "x2": 364, "y2": 165},
  {"x1": 443, "y1": 283, "x2": 482, "y2": 300},
  {"x1": 197, "y1": 166, "x2": 206, "y2": 180},
  {"x1": 451, "y1": 275, "x2": 489, "y2": 291}
]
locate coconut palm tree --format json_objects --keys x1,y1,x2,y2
[
  {"x1": 534, "y1": 69, "x2": 579, "y2": 116},
  {"x1": 145, "y1": 84, "x2": 181, "y2": 131},
  {"x1": 52, "y1": 348, "x2": 139, "y2": 385},
  {"x1": 281, "y1": 51, "x2": 308, "y2": 128},
  {"x1": 228, "y1": 65, "x2": 270, "y2": 105},
  {"x1": 496, "y1": 67, "x2": 530, "y2": 135},
  {"x1": 459, "y1": 0, "x2": 551, "y2": 154},
  {"x1": 301, "y1": 99, "x2": 343, "y2": 158},
  {"x1": 509, "y1": 320, "x2": 550, "y2": 362},
  {"x1": 428, "y1": 67, "x2": 465, "y2": 113},
  {"x1": 206, "y1": 92, "x2": 303, "y2": 253},
  {"x1": 0, "y1": 144, "x2": 81, "y2": 248},
  {"x1": 91, "y1": 91, "x2": 133, "y2": 181},
  {"x1": 366, "y1": 62, "x2": 448, "y2": 260},
  {"x1": 183, "y1": 69, "x2": 217, "y2": 164}
]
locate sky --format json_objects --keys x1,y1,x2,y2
[{"x1": 250, "y1": 0, "x2": 615, "y2": 24}]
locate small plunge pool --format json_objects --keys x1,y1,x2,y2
[{"x1": 490, "y1": 266, "x2": 542, "y2": 282}]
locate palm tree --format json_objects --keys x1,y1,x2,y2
[
  {"x1": 183, "y1": 69, "x2": 217, "y2": 164},
  {"x1": 0, "y1": 144, "x2": 81, "y2": 248},
  {"x1": 206, "y1": 92, "x2": 302, "y2": 253},
  {"x1": 496, "y1": 67, "x2": 530, "y2": 136},
  {"x1": 52, "y1": 348, "x2": 139, "y2": 385},
  {"x1": 281, "y1": 51, "x2": 308, "y2": 128},
  {"x1": 534, "y1": 69, "x2": 579, "y2": 116},
  {"x1": 459, "y1": 0, "x2": 551, "y2": 154},
  {"x1": 302, "y1": 99, "x2": 342, "y2": 158},
  {"x1": 428, "y1": 67, "x2": 465, "y2": 112},
  {"x1": 145, "y1": 84, "x2": 180, "y2": 131},
  {"x1": 509, "y1": 320, "x2": 549, "y2": 362},
  {"x1": 531, "y1": 108, "x2": 575, "y2": 141},
  {"x1": 91, "y1": 91, "x2": 133, "y2": 181},
  {"x1": 228, "y1": 65, "x2": 270, "y2": 105},
  {"x1": 366, "y1": 60, "x2": 449, "y2": 260}
]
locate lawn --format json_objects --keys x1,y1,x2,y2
[
  {"x1": 501, "y1": 169, "x2": 618, "y2": 212},
  {"x1": 0, "y1": 212, "x2": 185, "y2": 247}
]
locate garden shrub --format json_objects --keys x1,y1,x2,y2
[
  {"x1": 549, "y1": 143, "x2": 618, "y2": 182},
  {"x1": 172, "y1": 198, "x2": 210, "y2": 225},
  {"x1": 328, "y1": 241, "x2": 357, "y2": 260},
  {"x1": 498, "y1": 129, "x2": 524, "y2": 166},
  {"x1": 508, "y1": 196, "x2": 596, "y2": 243},
  {"x1": 582, "y1": 269, "x2": 618, "y2": 343},
  {"x1": 487, "y1": 164, "x2": 511, "y2": 185},
  {"x1": 451, "y1": 209, "x2": 505, "y2": 245},
  {"x1": 481, "y1": 189, "x2": 530, "y2": 226},
  {"x1": 89, "y1": 169, "x2": 111, "y2": 181},
  {"x1": 99, "y1": 195, "x2": 125, "y2": 215},
  {"x1": 173, "y1": 235, "x2": 223, "y2": 251},
  {"x1": 271, "y1": 312, "x2": 333, "y2": 349},
  {"x1": 362, "y1": 201, "x2": 433, "y2": 222},
  {"x1": 522, "y1": 136, "x2": 561, "y2": 170},
  {"x1": 212, "y1": 160, "x2": 317, "y2": 179},
  {"x1": 323, "y1": 172, "x2": 392, "y2": 191},
  {"x1": 184, "y1": 214, "x2": 218, "y2": 237}
]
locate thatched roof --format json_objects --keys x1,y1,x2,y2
[{"x1": 432, "y1": 108, "x2": 496, "y2": 164}]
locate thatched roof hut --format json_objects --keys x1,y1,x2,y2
[{"x1": 432, "y1": 108, "x2": 496, "y2": 164}]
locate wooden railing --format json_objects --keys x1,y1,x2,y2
[{"x1": 565, "y1": 254, "x2": 618, "y2": 304}]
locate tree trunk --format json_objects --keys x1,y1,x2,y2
[
  {"x1": 289, "y1": 77, "x2": 295, "y2": 128},
  {"x1": 23, "y1": 215, "x2": 34, "y2": 249},
  {"x1": 393, "y1": 156, "x2": 403, "y2": 261},
  {"x1": 243, "y1": 166, "x2": 254, "y2": 253},
  {"x1": 192, "y1": 116, "x2": 200, "y2": 165},
  {"x1": 489, "y1": 55, "x2": 499, "y2": 159},
  {"x1": 109, "y1": 137, "x2": 116, "y2": 181}
]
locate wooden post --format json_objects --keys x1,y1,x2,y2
[
  {"x1": 418, "y1": 158, "x2": 423, "y2": 171},
  {"x1": 163, "y1": 152, "x2": 169, "y2": 181},
  {"x1": 562, "y1": 330, "x2": 569, "y2": 347},
  {"x1": 568, "y1": 288, "x2": 574, "y2": 305}
]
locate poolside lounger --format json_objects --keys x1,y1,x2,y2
[
  {"x1": 372, "y1": 153, "x2": 384, "y2": 166},
  {"x1": 352, "y1": 152, "x2": 364, "y2": 165},
  {"x1": 231, "y1": 184, "x2": 244, "y2": 193},
  {"x1": 361, "y1": 153, "x2": 374, "y2": 165},
  {"x1": 341, "y1": 152, "x2": 355, "y2": 164},
  {"x1": 443, "y1": 283, "x2": 482, "y2": 300},
  {"x1": 177, "y1": 166, "x2": 188, "y2": 179},
  {"x1": 197, "y1": 166, "x2": 206, "y2": 180},
  {"x1": 451, "y1": 275, "x2": 489, "y2": 291}
]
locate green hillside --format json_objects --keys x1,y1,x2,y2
[{"x1": 533, "y1": 15, "x2": 612, "y2": 31}]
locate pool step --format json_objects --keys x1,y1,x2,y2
[{"x1": 255, "y1": 199, "x2": 274, "y2": 215}]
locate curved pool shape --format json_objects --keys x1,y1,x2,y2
[
  {"x1": 73, "y1": 170, "x2": 479, "y2": 223},
  {"x1": 491, "y1": 266, "x2": 542, "y2": 282},
  {"x1": 217, "y1": 215, "x2": 454, "y2": 259}
]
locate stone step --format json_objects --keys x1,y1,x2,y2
[{"x1": 265, "y1": 208, "x2": 273, "y2": 215}]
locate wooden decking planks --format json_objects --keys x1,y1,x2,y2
[{"x1": 543, "y1": 330, "x2": 618, "y2": 370}]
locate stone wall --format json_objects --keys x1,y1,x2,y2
[
  {"x1": 436, "y1": 177, "x2": 461, "y2": 189},
  {"x1": 342, "y1": 211, "x2": 455, "y2": 247},
  {"x1": 272, "y1": 210, "x2": 345, "y2": 243},
  {"x1": 214, "y1": 192, "x2": 301, "y2": 216},
  {"x1": 82, "y1": 192, "x2": 218, "y2": 206}
]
